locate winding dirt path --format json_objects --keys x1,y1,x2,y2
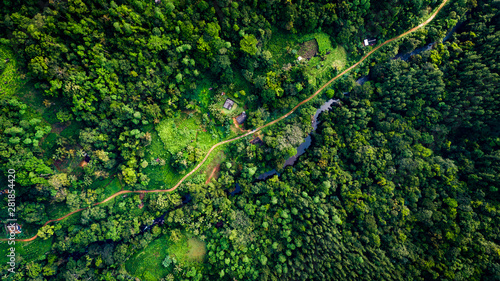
[{"x1": 4, "y1": 0, "x2": 449, "y2": 243}]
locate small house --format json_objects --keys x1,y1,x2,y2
[
  {"x1": 297, "y1": 56, "x2": 304, "y2": 61},
  {"x1": 363, "y1": 38, "x2": 377, "y2": 46},
  {"x1": 6, "y1": 223, "x2": 21, "y2": 235},
  {"x1": 223, "y1": 98, "x2": 235, "y2": 110},
  {"x1": 236, "y1": 111, "x2": 247, "y2": 124},
  {"x1": 250, "y1": 137, "x2": 263, "y2": 145}
]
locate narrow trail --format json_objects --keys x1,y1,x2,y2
[{"x1": 3, "y1": 0, "x2": 449, "y2": 243}]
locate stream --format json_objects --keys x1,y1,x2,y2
[
  {"x1": 256, "y1": 99, "x2": 340, "y2": 181},
  {"x1": 256, "y1": 21, "x2": 463, "y2": 181},
  {"x1": 141, "y1": 194, "x2": 193, "y2": 232}
]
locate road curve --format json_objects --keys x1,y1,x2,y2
[{"x1": 3, "y1": 0, "x2": 449, "y2": 243}]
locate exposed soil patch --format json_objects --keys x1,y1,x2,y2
[
  {"x1": 78, "y1": 160, "x2": 88, "y2": 168},
  {"x1": 204, "y1": 150, "x2": 225, "y2": 184},
  {"x1": 205, "y1": 164, "x2": 220, "y2": 185},
  {"x1": 232, "y1": 117, "x2": 250, "y2": 133},
  {"x1": 51, "y1": 122, "x2": 70, "y2": 134},
  {"x1": 54, "y1": 159, "x2": 65, "y2": 172},
  {"x1": 298, "y1": 39, "x2": 319, "y2": 59},
  {"x1": 187, "y1": 237, "x2": 207, "y2": 262}
]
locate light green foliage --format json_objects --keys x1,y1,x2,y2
[
  {"x1": 156, "y1": 116, "x2": 218, "y2": 155},
  {"x1": 0, "y1": 46, "x2": 25, "y2": 98},
  {"x1": 240, "y1": 34, "x2": 258, "y2": 55},
  {"x1": 37, "y1": 224, "x2": 61, "y2": 240}
]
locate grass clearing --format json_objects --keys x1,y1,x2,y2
[
  {"x1": 125, "y1": 236, "x2": 170, "y2": 280},
  {"x1": 305, "y1": 45, "x2": 347, "y2": 86},
  {"x1": 146, "y1": 113, "x2": 224, "y2": 188},
  {"x1": 267, "y1": 28, "x2": 301, "y2": 66},
  {"x1": 103, "y1": 177, "x2": 122, "y2": 197},
  {"x1": 204, "y1": 150, "x2": 225, "y2": 183},
  {"x1": 156, "y1": 113, "x2": 219, "y2": 154},
  {"x1": 125, "y1": 232, "x2": 206, "y2": 280},
  {"x1": 143, "y1": 131, "x2": 183, "y2": 189},
  {"x1": 186, "y1": 237, "x2": 207, "y2": 262},
  {"x1": 218, "y1": 98, "x2": 244, "y2": 116},
  {"x1": 266, "y1": 30, "x2": 347, "y2": 87}
]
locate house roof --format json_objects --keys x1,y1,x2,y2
[
  {"x1": 6, "y1": 223, "x2": 21, "y2": 235},
  {"x1": 364, "y1": 38, "x2": 377, "y2": 46},
  {"x1": 250, "y1": 137, "x2": 263, "y2": 145},
  {"x1": 223, "y1": 98, "x2": 235, "y2": 110},
  {"x1": 236, "y1": 111, "x2": 247, "y2": 124}
]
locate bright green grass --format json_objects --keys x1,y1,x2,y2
[
  {"x1": 103, "y1": 177, "x2": 122, "y2": 197},
  {"x1": 125, "y1": 235, "x2": 171, "y2": 279},
  {"x1": 156, "y1": 113, "x2": 222, "y2": 158},
  {"x1": 299, "y1": 32, "x2": 333, "y2": 53},
  {"x1": 305, "y1": 46, "x2": 347, "y2": 86},
  {"x1": 143, "y1": 130, "x2": 183, "y2": 189},
  {"x1": 267, "y1": 30, "x2": 337, "y2": 66},
  {"x1": 192, "y1": 78, "x2": 213, "y2": 109},
  {"x1": 145, "y1": 110, "x2": 239, "y2": 189},
  {"x1": 0, "y1": 236, "x2": 53, "y2": 264},
  {"x1": 191, "y1": 144, "x2": 226, "y2": 184},
  {"x1": 125, "y1": 232, "x2": 206, "y2": 280},
  {"x1": 156, "y1": 115, "x2": 213, "y2": 154},
  {"x1": 0, "y1": 45, "x2": 26, "y2": 98}
]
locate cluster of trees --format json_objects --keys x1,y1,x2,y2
[{"x1": 0, "y1": 98, "x2": 53, "y2": 188}]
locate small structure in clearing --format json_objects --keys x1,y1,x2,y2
[
  {"x1": 236, "y1": 111, "x2": 247, "y2": 124},
  {"x1": 250, "y1": 137, "x2": 263, "y2": 145},
  {"x1": 223, "y1": 98, "x2": 235, "y2": 110}
]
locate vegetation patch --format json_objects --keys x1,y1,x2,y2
[
  {"x1": 186, "y1": 237, "x2": 207, "y2": 262},
  {"x1": 298, "y1": 39, "x2": 319, "y2": 59},
  {"x1": 305, "y1": 45, "x2": 347, "y2": 86},
  {"x1": 0, "y1": 45, "x2": 25, "y2": 98},
  {"x1": 143, "y1": 131, "x2": 182, "y2": 189},
  {"x1": 204, "y1": 150, "x2": 225, "y2": 183},
  {"x1": 125, "y1": 236, "x2": 171, "y2": 280},
  {"x1": 156, "y1": 114, "x2": 218, "y2": 155},
  {"x1": 103, "y1": 177, "x2": 122, "y2": 197},
  {"x1": 126, "y1": 232, "x2": 206, "y2": 280},
  {"x1": 0, "y1": 236, "x2": 52, "y2": 264},
  {"x1": 299, "y1": 32, "x2": 334, "y2": 53}
]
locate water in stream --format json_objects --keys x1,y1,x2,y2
[{"x1": 256, "y1": 99, "x2": 340, "y2": 180}]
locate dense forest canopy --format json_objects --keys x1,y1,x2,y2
[{"x1": 0, "y1": 0, "x2": 499, "y2": 280}]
